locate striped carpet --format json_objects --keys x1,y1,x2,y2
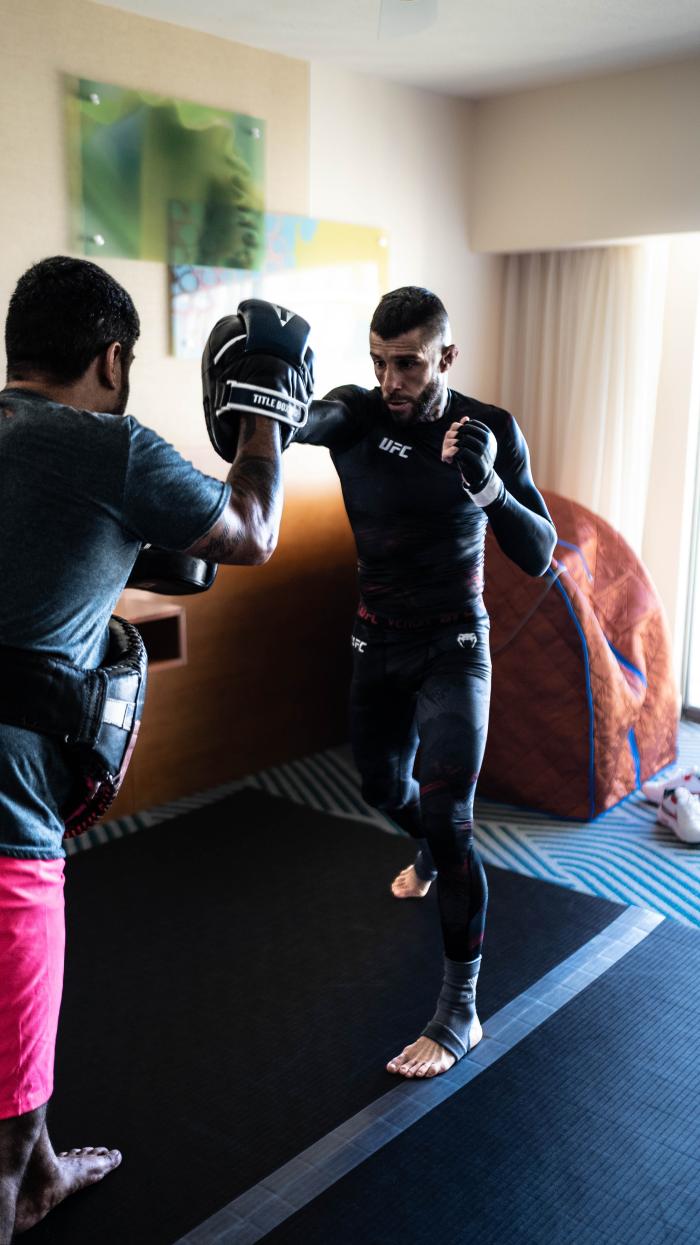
[{"x1": 69, "y1": 720, "x2": 700, "y2": 927}]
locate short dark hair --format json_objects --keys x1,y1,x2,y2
[
  {"x1": 5, "y1": 255, "x2": 140, "y2": 383},
  {"x1": 370, "y1": 286, "x2": 449, "y2": 343}
]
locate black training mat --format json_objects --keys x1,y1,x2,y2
[
  {"x1": 263, "y1": 919, "x2": 700, "y2": 1245},
  {"x1": 30, "y1": 790, "x2": 622, "y2": 1245}
]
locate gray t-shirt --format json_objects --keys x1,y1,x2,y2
[{"x1": 0, "y1": 388, "x2": 230, "y2": 858}]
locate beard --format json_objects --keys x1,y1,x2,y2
[{"x1": 386, "y1": 375, "x2": 443, "y2": 425}]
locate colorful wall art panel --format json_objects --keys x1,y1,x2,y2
[
  {"x1": 68, "y1": 78, "x2": 265, "y2": 268},
  {"x1": 170, "y1": 214, "x2": 389, "y2": 395}
]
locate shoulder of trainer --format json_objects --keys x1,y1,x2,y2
[{"x1": 0, "y1": 387, "x2": 134, "y2": 454}]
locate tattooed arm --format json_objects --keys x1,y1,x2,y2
[{"x1": 185, "y1": 414, "x2": 283, "y2": 566}]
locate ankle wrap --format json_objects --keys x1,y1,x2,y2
[{"x1": 421, "y1": 955, "x2": 481, "y2": 1061}]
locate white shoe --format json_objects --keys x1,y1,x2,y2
[
  {"x1": 643, "y1": 765, "x2": 700, "y2": 805},
  {"x1": 658, "y1": 787, "x2": 700, "y2": 844}
]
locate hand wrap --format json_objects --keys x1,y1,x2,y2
[
  {"x1": 455, "y1": 419, "x2": 502, "y2": 507},
  {"x1": 202, "y1": 299, "x2": 314, "y2": 460}
]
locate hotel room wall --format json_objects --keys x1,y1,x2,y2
[
  {"x1": 309, "y1": 64, "x2": 505, "y2": 407},
  {"x1": 470, "y1": 55, "x2": 700, "y2": 254},
  {"x1": 471, "y1": 56, "x2": 700, "y2": 673},
  {"x1": 0, "y1": 0, "x2": 505, "y2": 813},
  {"x1": 0, "y1": 0, "x2": 309, "y2": 468}
]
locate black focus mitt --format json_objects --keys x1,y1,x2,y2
[
  {"x1": 202, "y1": 299, "x2": 314, "y2": 460},
  {"x1": 126, "y1": 546, "x2": 218, "y2": 595}
]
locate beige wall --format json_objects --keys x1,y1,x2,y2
[
  {"x1": 0, "y1": 0, "x2": 309, "y2": 470},
  {"x1": 1, "y1": 0, "x2": 509, "y2": 808},
  {"x1": 0, "y1": 1, "x2": 505, "y2": 478},
  {"x1": 309, "y1": 64, "x2": 504, "y2": 404},
  {"x1": 471, "y1": 56, "x2": 700, "y2": 253},
  {"x1": 468, "y1": 49, "x2": 700, "y2": 675},
  {"x1": 297, "y1": 64, "x2": 505, "y2": 506},
  {"x1": 13, "y1": 0, "x2": 692, "y2": 774}
]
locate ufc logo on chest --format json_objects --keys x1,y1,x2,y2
[{"x1": 379, "y1": 437, "x2": 412, "y2": 458}]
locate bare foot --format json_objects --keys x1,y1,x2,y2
[
  {"x1": 14, "y1": 1147, "x2": 122, "y2": 1234},
  {"x1": 390, "y1": 864, "x2": 432, "y2": 900},
  {"x1": 386, "y1": 1018, "x2": 482, "y2": 1078}
]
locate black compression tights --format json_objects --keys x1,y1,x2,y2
[{"x1": 350, "y1": 616, "x2": 491, "y2": 962}]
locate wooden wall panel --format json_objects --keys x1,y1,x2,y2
[{"x1": 108, "y1": 484, "x2": 358, "y2": 818}]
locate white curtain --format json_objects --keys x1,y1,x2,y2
[{"x1": 498, "y1": 242, "x2": 669, "y2": 552}]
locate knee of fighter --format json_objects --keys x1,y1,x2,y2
[
  {"x1": 420, "y1": 809, "x2": 469, "y2": 840},
  {"x1": 420, "y1": 793, "x2": 472, "y2": 832},
  {"x1": 421, "y1": 821, "x2": 474, "y2": 869}
]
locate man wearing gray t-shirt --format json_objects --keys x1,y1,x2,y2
[{"x1": 0, "y1": 256, "x2": 292, "y2": 1238}]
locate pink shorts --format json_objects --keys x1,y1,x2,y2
[{"x1": 0, "y1": 857, "x2": 65, "y2": 1118}]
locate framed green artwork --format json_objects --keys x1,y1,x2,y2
[{"x1": 67, "y1": 77, "x2": 265, "y2": 268}]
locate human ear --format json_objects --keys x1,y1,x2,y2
[
  {"x1": 98, "y1": 341, "x2": 122, "y2": 391},
  {"x1": 440, "y1": 344, "x2": 459, "y2": 372}
]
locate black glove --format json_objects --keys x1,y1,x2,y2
[
  {"x1": 202, "y1": 299, "x2": 314, "y2": 460},
  {"x1": 455, "y1": 419, "x2": 498, "y2": 494}
]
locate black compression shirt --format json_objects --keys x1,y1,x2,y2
[{"x1": 295, "y1": 385, "x2": 556, "y2": 621}]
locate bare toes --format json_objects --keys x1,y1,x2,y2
[{"x1": 386, "y1": 1052, "x2": 410, "y2": 1074}]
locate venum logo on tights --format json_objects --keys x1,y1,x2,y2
[
  {"x1": 379, "y1": 437, "x2": 412, "y2": 458},
  {"x1": 457, "y1": 633, "x2": 477, "y2": 648}
]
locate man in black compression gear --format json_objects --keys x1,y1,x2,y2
[{"x1": 293, "y1": 287, "x2": 556, "y2": 1078}]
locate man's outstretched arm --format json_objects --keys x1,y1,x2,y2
[
  {"x1": 292, "y1": 386, "x2": 372, "y2": 451},
  {"x1": 292, "y1": 397, "x2": 355, "y2": 448}
]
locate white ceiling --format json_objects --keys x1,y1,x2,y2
[{"x1": 92, "y1": 0, "x2": 700, "y2": 98}]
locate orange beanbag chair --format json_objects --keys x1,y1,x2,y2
[{"x1": 480, "y1": 492, "x2": 679, "y2": 819}]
